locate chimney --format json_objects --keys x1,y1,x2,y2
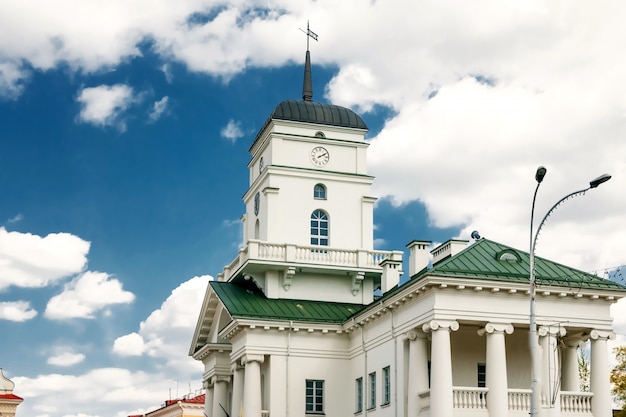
[
  {"x1": 406, "y1": 240, "x2": 432, "y2": 277},
  {"x1": 431, "y1": 239, "x2": 468, "y2": 266},
  {"x1": 379, "y1": 250, "x2": 403, "y2": 293}
]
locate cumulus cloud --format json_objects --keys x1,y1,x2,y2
[
  {"x1": 220, "y1": 119, "x2": 244, "y2": 143},
  {"x1": 113, "y1": 276, "x2": 210, "y2": 372},
  {"x1": 0, "y1": 227, "x2": 90, "y2": 290},
  {"x1": 76, "y1": 84, "x2": 135, "y2": 131},
  {"x1": 0, "y1": 62, "x2": 29, "y2": 99},
  {"x1": 112, "y1": 332, "x2": 145, "y2": 356},
  {"x1": 0, "y1": 300, "x2": 37, "y2": 322},
  {"x1": 45, "y1": 271, "x2": 135, "y2": 320},
  {"x1": 148, "y1": 96, "x2": 169, "y2": 122},
  {"x1": 47, "y1": 351, "x2": 86, "y2": 367},
  {"x1": 12, "y1": 367, "x2": 194, "y2": 417}
]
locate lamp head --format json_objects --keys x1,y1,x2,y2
[
  {"x1": 589, "y1": 174, "x2": 611, "y2": 188},
  {"x1": 535, "y1": 166, "x2": 547, "y2": 184}
]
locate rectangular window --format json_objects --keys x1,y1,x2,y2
[
  {"x1": 306, "y1": 379, "x2": 324, "y2": 414},
  {"x1": 368, "y1": 372, "x2": 376, "y2": 409},
  {"x1": 355, "y1": 377, "x2": 363, "y2": 413},
  {"x1": 477, "y1": 363, "x2": 486, "y2": 388},
  {"x1": 382, "y1": 366, "x2": 391, "y2": 405}
]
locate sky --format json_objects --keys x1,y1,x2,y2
[{"x1": 1, "y1": 1, "x2": 626, "y2": 416}]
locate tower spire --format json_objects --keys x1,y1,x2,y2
[{"x1": 300, "y1": 21, "x2": 318, "y2": 102}]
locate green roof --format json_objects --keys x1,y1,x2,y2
[
  {"x1": 425, "y1": 238, "x2": 626, "y2": 291},
  {"x1": 210, "y1": 281, "x2": 366, "y2": 323}
]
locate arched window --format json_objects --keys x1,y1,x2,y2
[
  {"x1": 314, "y1": 183, "x2": 327, "y2": 199},
  {"x1": 254, "y1": 219, "x2": 260, "y2": 240},
  {"x1": 310, "y1": 210, "x2": 329, "y2": 246}
]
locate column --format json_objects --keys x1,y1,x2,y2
[
  {"x1": 406, "y1": 329, "x2": 429, "y2": 417},
  {"x1": 423, "y1": 320, "x2": 459, "y2": 417},
  {"x1": 478, "y1": 323, "x2": 514, "y2": 417},
  {"x1": 231, "y1": 363, "x2": 244, "y2": 417},
  {"x1": 242, "y1": 354, "x2": 265, "y2": 417},
  {"x1": 538, "y1": 325, "x2": 566, "y2": 411},
  {"x1": 212, "y1": 375, "x2": 230, "y2": 417},
  {"x1": 204, "y1": 379, "x2": 214, "y2": 417},
  {"x1": 590, "y1": 329, "x2": 615, "y2": 417},
  {"x1": 561, "y1": 337, "x2": 584, "y2": 392}
]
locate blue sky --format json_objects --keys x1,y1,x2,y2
[{"x1": 1, "y1": 2, "x2": 626, "y2": 416}]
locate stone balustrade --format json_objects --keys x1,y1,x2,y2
[{"x1": 218, "y1": 240, "x2": 401, "y2": 281}]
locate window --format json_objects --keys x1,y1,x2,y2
[
  {"x1": 355, "y1": 377, "x2": 363, "y2": 413},
  {"x1": 477, "y1": 363, "x2": 486, "y2": 388},
  {"x1": 306, "y1": 379, "x2": 324, "y2": 414},
  {"x1": 368, "y1": 372, "x2": 376, "y2": 409},
  {"x1": 310, "y1": 210, "x2": 329, "y2": 246},
  {"x1": 314, "y1": 183, "x2": 327, "y2": 199},
  {"x1": 382, "y1": 366, "x2": 391, "y2": 405}
]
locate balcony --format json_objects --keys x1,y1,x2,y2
[
  {"x1": 218, "y1": 239, "x2": 402, "y2": 282},
  {"x1": 416, "y1": 387, "x2": 592, "y2": 416}
]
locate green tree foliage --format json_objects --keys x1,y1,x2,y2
[
  {"x1": 578, "y1": 347, "x2": 590, "y2": 392},
  {"x1": 611, "y1": 345, "x2": 626, "y2": 409}
]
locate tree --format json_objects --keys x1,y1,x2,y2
[
  {"x1": 611, "y1": 345, "x2": 626, "y2": 410},
  {"x1": 578, "y1": 347, "x2": 590, "y2": 392}
]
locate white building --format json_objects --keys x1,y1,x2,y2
[{"x1": 189, "y1": 50, "x2": 626, "y2": 417}]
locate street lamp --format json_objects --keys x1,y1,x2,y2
[{"x1": 528, "y1": 168, "x2": 611, "y2": 417}]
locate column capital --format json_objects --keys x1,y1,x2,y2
[
  {"x1": 231, "y1": 362, "x2": 244, "y2": 373},
  {"x1": 422, "y1": 320, "x2": 459, "y2": 333},
  {"x1": 538, "y1": 325, "x2": 566, "y2": 337},
  {"x1": 563, "y1": 336, "x2": 587, "y2": 348},
  {"x1": 406, "y1": 329, "x2": 428, "y2": 341},
  {"x1": 211, "y1": 375, "x2": 231, "y2": 384},
  {"x1": 590, "y1": 329, "x2": 616, "y2": 340},
  {"x1": 478, "y1": 322, "x2": 514, "y2": 336},
  {"x1": 241, "y1": 354, "x2": 265, "y2": 365}
]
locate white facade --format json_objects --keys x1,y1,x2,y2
[{"x1": 190, "y1": 68, "x2": 626, "y2": 417}]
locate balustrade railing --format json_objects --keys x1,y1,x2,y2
[
  {"x1": 508, "y1": 389, "x2": 531, "y2": 411},
  {"x1": 560, "y1": 391, "x2": 592, "y2": 413},
  {"x1": 453, "y1": 387, "x2": 488, "y2": 409},
  {"x1": 218, "y1": 240, "x2": 401, "y2": 281}
]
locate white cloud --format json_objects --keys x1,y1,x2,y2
[
  {"x1": 45, "y1": 271, "x2": 135, "y2": 320},
  {"x1": 76, "y1": 84, "x2": 135, "y2": 130},
  {"x1": 0, "y1": 61, "x2": 29, "y2": 98},
  {"x1": 220, "y1": 119, "x2": 244, "y2": 143},
  {"x1": 7, "y1": 213, "x2": 23, "y2": 223},
  {"x1": 47, "y1": 352, "x2": 86, "y2": 367},
  {"x1": 0, "y1": 300, "x2": 37, "y2": 322},
  {"x1": 112, "y1": 332, "x2": 145, "y2": 356},
  {"x1": 12, "y1": 367, "x2": 195, "y2": 417},
  {"x1": 113, "y1": 276, "x2": 210, "y2": 373},
  {"x1": 0, "y1": 227, "x2": 90, "y2": 290},
  {"x1": 148, "y1": 96, "x2": 169, "y2": 122}
]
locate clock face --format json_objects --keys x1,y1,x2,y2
[
  {"x1": 254, "y1": 192, "x2": 260, "y2": 216},
  {"x1": 310, "y1": 146, "x2": 329, "y2": 167}
]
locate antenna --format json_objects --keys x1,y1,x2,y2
[{"x1": 299, "y1": 20, "x2": 318, "y2": 51}]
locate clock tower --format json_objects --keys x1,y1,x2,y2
[{"x1": 219, "y1": 46, "x2": 402, "y2": 305}]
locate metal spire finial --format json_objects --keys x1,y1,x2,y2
[{"x1": 300, "y1": 21, "x2": 318, "y2": 101}]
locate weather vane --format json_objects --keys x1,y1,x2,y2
[{"x1": 300, "y1": 20, "x2": 318, "y2": 51}]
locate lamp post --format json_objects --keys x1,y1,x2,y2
[{"x1": 528, "y1": 168, "x2": 611, "y2": 417}]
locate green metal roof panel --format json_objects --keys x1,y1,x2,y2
[
  {"x1": 426, "y1": 238, "x2": 626, "y2": 291},
  {"x1": 210, "y1": 281, "x2": 366, "y2": 323}
]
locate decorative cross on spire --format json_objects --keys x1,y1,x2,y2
[
  {"x1": 300, "y1": 21, "x2": 318, "y2": 101},
  {"x1": 300, "y1": 20, "x2": 318, "y2": 51}
]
